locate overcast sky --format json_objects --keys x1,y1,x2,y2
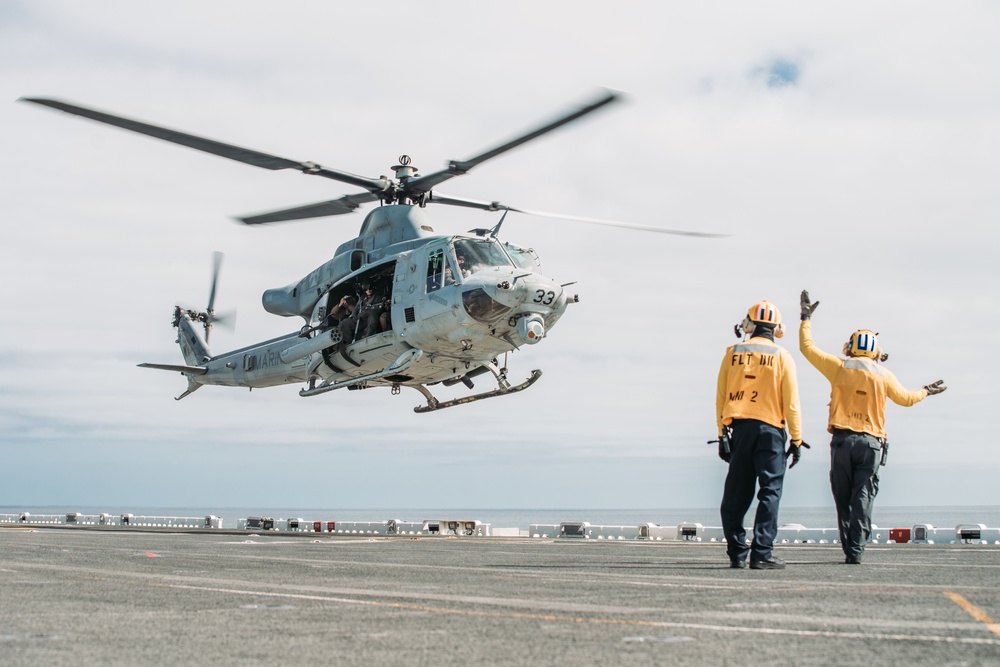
[{"x1": 2, "y1": 1, "x2": 997, "y2": 514}]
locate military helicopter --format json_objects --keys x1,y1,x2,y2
[{"x1": 22, "y1": 91, "x2": 717, "y2": 412}]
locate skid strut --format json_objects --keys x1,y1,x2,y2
[{"x1": 413, "y1": 370, "x2": 542, "y2": 413}]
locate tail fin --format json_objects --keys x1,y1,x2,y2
[
  {"x1": 174, "y1": 376, "x2": 203, "y2": 401},
  {"x1": 175, "y1": 308, "x2": 212, "y2": 366},
  {"x1": 139, "y1": 314, "x2": 208, "y2": 401},
  {"x1": 171, "y1": 252, "x2": 230, "y2": 366},
  {"x1": 142, "y1": 253, "x2": 230, "y2": 399}
]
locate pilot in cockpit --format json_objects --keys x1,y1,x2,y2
[{"x1": 456, "y1": 251, "x2": 472, "y2": 278}]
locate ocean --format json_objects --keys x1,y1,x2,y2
[{"x1": 5, "y1": 505, "x2": 1000, "y2": 531}]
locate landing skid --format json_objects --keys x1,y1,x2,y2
[{"x1": 412, "y1": 369, "x2": 542, "y2": 413}]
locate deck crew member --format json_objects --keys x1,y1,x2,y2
[
  {"x1": 798, "y1": 290, "x2": 946, "y2": 564},
  {"x1": 716, "y1": 300, "x2": 806, "y2": 571}
]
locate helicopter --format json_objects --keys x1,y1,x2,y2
[{"x1": 22, "y1": 91, "x2": 718, "y2": 412}]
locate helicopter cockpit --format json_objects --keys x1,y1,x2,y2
[
  {"x1": 453, "y1": 238, "x2": 513, "y2": 279},
  {"x1": 425, "y1": 237, "x2": 515, "y2": 293},
  {"x1": 421, "y1": 238, "x2": 521, "y2": 324}
]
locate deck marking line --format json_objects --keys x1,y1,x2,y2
[
  {"x1": 945, "y1": 592, "x2": 1000, "y2": 638},
  {"x1": 159, "y1": 582, "x2": 1000, "y2": 645}
]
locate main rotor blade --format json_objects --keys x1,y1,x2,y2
[
  {"x1": 427, "y1": 193, "x2": 727, "y2": 237},
  {"x1": 507, "y1": 208, "x2": 730, "y2": 237},
  {"x1": 20, "y1": 97, "x2": 389, "y2": 194},
  {"x1": 425, "y1": 193, "x2": 509, "y2": 211},
  {"x1": 239, "y1": 191, "x2": 379, "y2": 225},
  {"x1": 402, "y1": 90, "x2": 621, "y2": 196}
]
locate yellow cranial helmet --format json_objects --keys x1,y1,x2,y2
[
  {"x1": 844, "y1": 329, "x2": 879, "y2": 359},
  {"x1": 741, "y1": 300, "x2": 784, "y2": 338}
]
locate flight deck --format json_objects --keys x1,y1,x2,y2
[{"x1": 2, "y1": 525, "x2": 999, "y2": 666}]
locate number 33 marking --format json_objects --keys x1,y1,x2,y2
[{"x1": 534, "y1": 290, "x2": 555, "y2": 305}]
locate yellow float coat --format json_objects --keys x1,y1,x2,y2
[
  {"x1": 799, "y1": 320, "x2": 927, "y2": 438},
  {"x1": 716, "y1": 336, "x2": 802, "y2": 442}
]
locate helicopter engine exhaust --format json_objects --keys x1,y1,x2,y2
[{"x1": 262, "y1": 284, "x2": 301, "y2": 318}]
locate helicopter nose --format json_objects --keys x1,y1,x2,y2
[
  {"x1": 461, "y1": 271, "x2": 567, "y2": 328},
  {"x1": 518, "y1": 275, "x2": 566, "y2": 315},
  {"x1": 485, "y1": 274, "x2": 566, "y2": 315},
  {"x1": 499, "y1": 273, "x2": 567, "y2": 315},
  {"x1": 504, "y1": 274, "x2": 566, "y2": 345}
]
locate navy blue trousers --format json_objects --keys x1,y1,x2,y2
[
  {"x1": 720, "y1": 419, "x2": 787, "y2": 562},
  {"x1": 830, "y1": 430, "x2": 881, "y2": 561}
]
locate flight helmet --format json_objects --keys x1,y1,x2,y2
[
  {"x1": 844, "y1": 329, "x2": 880, "y2": 359},
  {"x1": 740, "y1": 300, "x2": 784, "y2": 338}
]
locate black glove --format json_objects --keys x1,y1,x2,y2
[
  {"x1": 924, "y1": 380, "x2": 946, "y2": 396},
  {"x1": 708, "y1": 428, "x2": 732, "y2": 463},
  {"x1": 800, "y1": 290, "x2": 819, "y2": 320},
  {"x1": 718, "y1": 433, "x2": 731, "y2": 463},
  {"x1": 786, "y1": 440, "x2": 810, "y2": 468}
]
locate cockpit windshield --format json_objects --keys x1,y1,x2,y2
[{"x1": 453, "y1": 239, "x2": 512, "y2": 279}]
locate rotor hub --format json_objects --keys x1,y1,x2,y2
[{"x1": 392, "y1": 155, "x2": 417, "y2": 181}]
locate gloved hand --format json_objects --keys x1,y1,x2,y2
[
  {"x1": 708, "y1": 429, "x2": 732, "y2": 463},
  {"x1": 924, "y1": 380, "x2": 947, "y2": 396},
  {"x1": 800, "y1": 290, "x2": 819, "y2": 320},
  {"x1": 786, "y1": 440, "x2": 810, "y2": 468},
  {"x1": 718, "y1": 432, "x2": 731, "y2": 463}
]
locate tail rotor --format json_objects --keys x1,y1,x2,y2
[{"x1": 179, "y1": 251, "x2": 236, "y2": 343}]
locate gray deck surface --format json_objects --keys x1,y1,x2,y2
[{"x1": 2, "y1": 527, "x2": 999, "y2": 666}]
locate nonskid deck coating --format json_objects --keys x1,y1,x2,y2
[{"x1": 2, "y1": 527, "x2": 999, "y2": 666}]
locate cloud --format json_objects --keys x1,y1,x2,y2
[{"x1": 753, "y1": 57, "x2": 802, "y2": 88}]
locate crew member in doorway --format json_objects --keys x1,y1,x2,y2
[
  {"x1": 798, "y1": 290, "x2": 946, "y2": 564},
  {"x1": 716, "y1": 300, "x2": 806, "y2": 570},
  {"x1": 357, "y1": 283, "x2": 386, "y2": 338},
  {"x1": 340, "y1": 283, "x2": 382, "y2": 344},
  {"x1": 336, "y1": 295, "x2": 361, "y2": 345},
  {"x1": 326, "y1": 295, "x2": 356, "y2": 328}
]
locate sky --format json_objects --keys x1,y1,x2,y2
[{"x1": 2, "y1": 1, "x2": 998, "y2": 513}]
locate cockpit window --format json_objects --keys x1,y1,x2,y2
[
  {"x1": 503, "y1": 242, "x2": 541, "y2": 272},
  {"x1": 426, "y1": 247, "x2": 455, "y2": 292},
  {"x1": 453, "y1": 239, "x2": 512, "y2": 278}
]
